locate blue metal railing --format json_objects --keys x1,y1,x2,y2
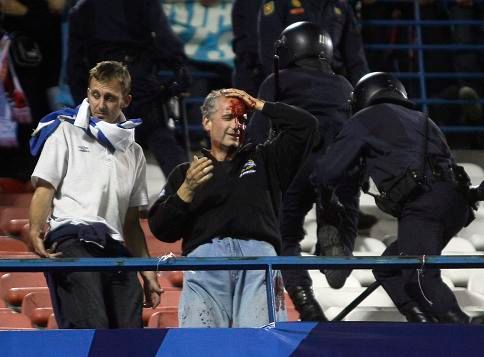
[{"x1": 3, "y1": 255, "x2": 484, "y2": 323}]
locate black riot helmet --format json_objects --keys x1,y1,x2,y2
[
  {"x1": 274, "y1": 21, "x2": 333, "y2": 69},
  {"x1": 350, "y1": 72, "x2": 415, "y2": 114}
]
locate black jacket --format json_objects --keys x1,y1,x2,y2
[
  {"x1": 248, "y1": 66, "x2": 353, "y2": 149},
  {"x1": 68, "y1": 0, "x2": 186, "y2": 103},
  {"x1": 148, "y1": 102, "x2": 318, "y2": 255},
  {"x1": 313, "y1": 103, "x2": 455, "y2": 192}
]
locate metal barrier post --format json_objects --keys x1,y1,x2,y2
[
  {"x1": 331, "y1": 281, "x2": 382, "y2": 322},
  {"x1": 413, "y1": 0, "x2": 428, "y2": 114},
  {"x1": 265, "y1": 264, "x2": 276, "y2": 324}
]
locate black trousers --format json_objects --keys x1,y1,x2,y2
[
  {"x1": 280, "y1": 155, "x2": 360, "y2": 290},
  {"x1": 373, "y1": 181, "x2": 472, "y2": 317},
  {"x1": 46, "y1": 238, "x2": 143, "y2": 329}
]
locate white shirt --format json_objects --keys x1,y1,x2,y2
[{"x1": 32, "y1": 121, "x2": 148, "y2": 242}]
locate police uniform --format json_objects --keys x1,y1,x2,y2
[
  {"x1": 68, "y1": 0, "x2": 189, "y2": 176},
  {"x1": 231, "y1": 0, "x2": 266, "y2": 96},
  {"x1": 258, "y1": 0, "x2": 368, "y2": 85},
  {"x1": 247, "y1": 65, "x2": 360, "y2": 319},
  {"x1": 313, "y1": 101, "x2": 474, "y2": 323}
]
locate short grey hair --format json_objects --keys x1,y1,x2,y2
[{"x1": 200, "y1": 89, "x2": 225, "y2": 120}]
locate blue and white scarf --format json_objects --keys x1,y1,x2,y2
[{"x1": 30, "y1": 99, "x2": 142, "y2": 156}]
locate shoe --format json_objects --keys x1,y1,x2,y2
[
  {"x1": 437, "y1": 307, "x2": 470, "y2": 324},
  {"x1": 357, "y1": 211, "x2": 378, "y2": 231},
  {"x1": 318, "y1": 224, "x2": 351, "y2": 289},
  {"x1": 459, "y1": 86, "x2": 482, "y2": 123},
  {"x1": 400, "y1": 305, "x2": 435, "y2": 323},
  {"x1": 471, "y1": 314, "x2": 484, "y2": 324},
  {"x1": 287, "y1": 286, "x2": 328, "y2": 322}
]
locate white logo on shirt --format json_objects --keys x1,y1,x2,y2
[{"x1": 240, "y1": 160, "x2": 257, "y2": 178}]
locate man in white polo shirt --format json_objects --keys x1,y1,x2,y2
[{"x1": 29, "y1": 61, "x2": 161, "y2": 329}]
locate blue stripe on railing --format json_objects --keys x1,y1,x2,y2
[{"x1": 1, "y1": 255, "x2": 484, "y2": 272}]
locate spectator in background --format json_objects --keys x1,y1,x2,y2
[
  {"x1": 257, "y1": 0, "x2": 369, "y2": 86},
  {"x1": 68, "y1": 0, "x2": 191, "y2": 178},
  {"x1": 162, "y1": 0, "x2": 235, "y2": 150},
  {"x1": 29, "y1": 61, "x2": 161, "y2": 328},
  {"x1": 0, "y1": 0, "x2": 65, "y2": 180}
]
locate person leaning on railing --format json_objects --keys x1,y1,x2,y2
[
  {"x1": 29, "y1": 61, "x2": 161, "y2": 329},
  {"x1": 148, "y1": 88, "x2": 318, "y2": 328}
]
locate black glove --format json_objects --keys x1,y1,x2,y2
[
  {"x1": 468, "y1": 180, "x2": 484, "y2": 209},
  {"x1": 160, "y1": 66, "x2": 192, "y2": 99}
]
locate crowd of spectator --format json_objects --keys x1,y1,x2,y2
[{"x1": 0, "y1": 0, "x2": 483, "y2": 181}]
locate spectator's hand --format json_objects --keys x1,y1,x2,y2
[
  {"x1": 0, "y1": 0, "x2": 28, "y2": 16},
  {"x1": 221, "y1": 88, "x2": 265, "y2": 111},
  {"x1": 177, "y1": 156, "x2": 214, "y2": 203},
  {"x1": 30, "y1": 231, "x2": 62, "y2": 258},
  {"x1": 141, "y1": 271, "x2": 163, "y2": 308}
]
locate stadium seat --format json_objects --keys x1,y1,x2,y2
[
  {"x1": 0, "y1": 178, "x2": 33, "y2": 194},
  {"x1": 0, "y1": 272, "x2": 48, "y2": 307},
  {"x1": 47, "y1": 313, "x2": 58, "y2": 329},
  {"x1": 0, "y1": 193, "x2": 32, "y2": 207},
  {"x1": 354, "y1": 237, "x2": 387, "y2": 255},
  {"x1": 458, "y1": 163, "x2": 484, "y2": 186},
  {"x1": 21, "y1": 291, "x2": 53, "y2": 327},
  {"x1": 146, "y1": 307, "x2": 179, "y2": 328},
  {"x1": 0, "y1": 308, "x2": 36, "y2": 329},
  {"x1": 139, "y1": 219, "x2": 182, "y2": 256},
  {"x1": 314, "y1": 285, "x2": 394, "y2": 309},
  {"x1": 467, "y1": 234, "x2": 484, "y2": 251},
  {"x1": 4, "y1": 218, "x2": 29, "y2": 236},
  {"x1": 443, "y1": 237, "x2": 477, "y2": 254},
  {"x1": 0, "y1": 236, "x2": 29, "y2": 252},
  {"x1": 0, "y1": 207, "x2": 29, "y2": 234},
  {"x1": 467, "y1": 271, "x2": 484, "y2": 296},
  {"x1": 325, "y1": 306, "x2": 406, "y2": 322}
]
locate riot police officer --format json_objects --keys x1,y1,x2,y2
[
  {"x1": 231, "y1": 0, "x2": 266, "y2": 96},
  {"x1": 258, "y1": 0, "x2": 369, "y2": 86},
  {"x1": 248, "y1": 21, "x2": 360, "y2": 321},
  {"x1": 312, "y1": 72, "x2": 475, "y2": 323},
  {"x1": 68, "y1": 0, "x2": 191, "y2": 177}
]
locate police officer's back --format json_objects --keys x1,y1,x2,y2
[
  {"x1": 68, "y1": 0, "x2": 190, "y2": 177},
  {"x1": 314, "y1": 72, "x2": 476, "y2": 323},
  {"x1": 248, "y1": 22, "x2": 359, "y2": 322}
]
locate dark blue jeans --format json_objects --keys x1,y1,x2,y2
[
  {"x1": 373, "y1": 182, "x2": 472, "y2": 317},
  {"x1": 46, "y1": 237, "x2": 143, "y2": 329}
]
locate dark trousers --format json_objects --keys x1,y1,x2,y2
[
  {"x1": 46, "y1": 238, "x2": 143, "y2": 329},
  {"x1": 373, "y1": 182, "x2": 471, "y2": 317},
  {"x1": 281, "y1": 155, "x2": 359, "y2": 290}
]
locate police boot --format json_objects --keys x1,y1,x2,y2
[
  {"x1": 437, "y1": 307, "x2": 470, "y2": 324},
  {"x1": 318, "y1": 225, "x2": 351, "y2": 289},
  {"x1": 287, "y1": 286, "x2": 328, "y2": 322},
  {"x1": 400, "y1": 305, "x2": 435, "y2": 323}
]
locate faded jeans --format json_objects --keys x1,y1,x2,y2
[{"x1": 179, "y1": 238, "x2": 287, "y2": 327}]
